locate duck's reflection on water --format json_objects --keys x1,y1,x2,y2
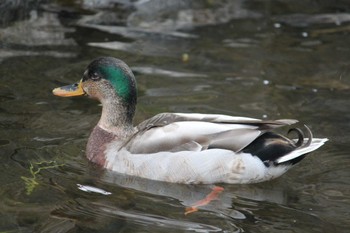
[{"x1": 43, "y1": 170, "x2": 293, "y2": 232}]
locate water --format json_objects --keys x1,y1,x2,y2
[{"x1": 0, "y1": 0, "x2": 349, "y2": 232}]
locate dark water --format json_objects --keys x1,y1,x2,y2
[{"x1": 0, "y1": 0, "x2": 349, "y2": 232}]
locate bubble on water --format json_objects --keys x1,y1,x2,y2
[
  {"x1": 274, "y1": 23, "x2": 281, "y2": 28},
  {"x1": 263, "y1": 80, "x2": 270, "y2": 85}
]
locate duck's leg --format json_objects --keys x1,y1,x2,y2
[{"x1": 184, "y1": 186, "x2": 224, "y2": 215}]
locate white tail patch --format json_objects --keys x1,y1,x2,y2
[{"x1": 276, "y1": 138, "x2": 328, "y2": 164}]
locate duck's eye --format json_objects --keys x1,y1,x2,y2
[{"x1": 90, "y1": 72, "x2": 101, "y2": 81}]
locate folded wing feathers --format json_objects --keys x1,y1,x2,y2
[
  {"x1": 169, "y1": 141, "x2": 205, "y2": 152},
  {"x1": 137, "y1": 113, "x2": 298, "y2": 132},
  {"x1": 207, "y1": 128, "x2": 262, "y2": 152},
  {"x1": 129, "y1": 113, "x2": 301, "y2": 155}
]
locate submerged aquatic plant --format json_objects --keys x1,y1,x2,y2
[{"x1": 21, "y1": 160, "x2": 64, "y2": 195}]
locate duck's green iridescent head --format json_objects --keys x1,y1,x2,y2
[
  {"x1": 53, "y1": 57, "x2": 137, "y2": 102},
  {"x1": 53, "y1": 57, "x2": 137, "y2": 118},
  {"x1": 82, "y1": 57, "x2": 137, "y2": 104}
]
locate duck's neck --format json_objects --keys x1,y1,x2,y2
[
  {"x1": 86, "y1": 98, "x2": 135, "y2": 166},
  {"x1": 98, "y1": 98, "x2": 135, "y2": 137}
]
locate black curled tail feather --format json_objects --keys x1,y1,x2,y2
[
  {"x1": 301, "y1": 125, "x2": 313, "y2": 148},
  {"x1": 242, "y1": 125, "x2": 312, "y2": 166},
  {"x1": 287, "y1": 128, "x2": 304, "y2": 147}
]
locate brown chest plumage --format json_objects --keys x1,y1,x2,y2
[{"x1": 86, "y1": 126, "x2": 116, "y2": 166}]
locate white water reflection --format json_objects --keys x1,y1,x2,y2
[
  {"x1": 132, "y1": 66, "x2": 206, "y2": 78},
  {"x1": 0, "y1": 10, "x2": 76, "y2": 62},
  {"x1": 0, "y1": 49, "x2": 75, "y2": 63},
  {"x1": 275, "y1": 13, "x2": 350, "y2": 27}
]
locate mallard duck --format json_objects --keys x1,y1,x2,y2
[{"x1": 53, "y1": 57, "x2": 327, "y2": 184}]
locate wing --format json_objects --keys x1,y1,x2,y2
[
  {"x1": 124, "y1": 113, "x2": 298, "y2": 154},
  {"x1": 136, "y1": 113, "x2": 297, "y2": 131}
]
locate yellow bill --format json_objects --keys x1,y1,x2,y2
[{"x1": 52, "y1": 80, "x2": 85, "y2": 97}]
